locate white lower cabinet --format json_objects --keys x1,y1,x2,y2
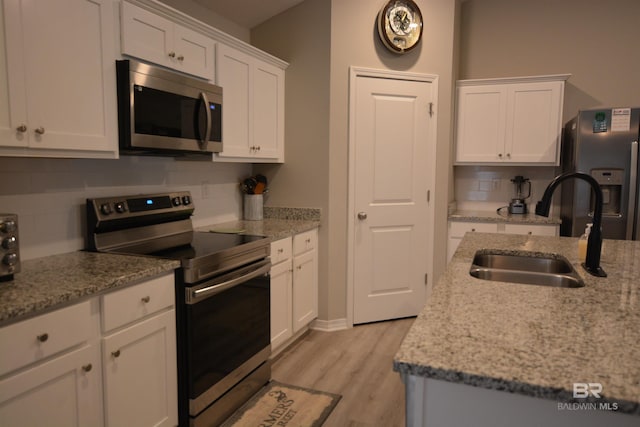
[
  {"x1": 270, "y1": 237, "x2": 293, "y2": 350},
  {"x1": 102, "y1": 310, "x2": 177, "y2": 427},
  {"x1": 270, "y1": 229, "x2": 318, "y2": 354},
  {"x1": 447, "y1": 221, "x2": 559, "y2": 262},
  {"x1": 0, "y1": 301, "x2": 102, "y2": 427},
  {"x1": 101, "y1": 273, "x2": 177, "y2": 427},
  {"x1": 0, "y1": 272, "x2": 177, "y2": 427}
]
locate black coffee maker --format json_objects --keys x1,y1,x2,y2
[{"x1": 508, "y1": 176, "x2": 531, "y2": 214}]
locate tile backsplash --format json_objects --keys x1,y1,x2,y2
[
  {"x1": 0, "y1": 156, "x2": 250, "y2": 260},
  {"x1": 454, "y1": 165, "x2": 561, "y2": 212}
]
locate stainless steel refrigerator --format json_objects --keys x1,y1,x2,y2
[{"x1": 560, "y1": 107, "x2": 640, "y2": 240}]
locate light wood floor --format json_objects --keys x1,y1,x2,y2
[{"x1": 271, "y1": 317, "x2": 415, "y2": 427}]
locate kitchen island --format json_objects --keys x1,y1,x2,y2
[{"x1": 394, "y1": 232, "x2": 640, "y2": 427}]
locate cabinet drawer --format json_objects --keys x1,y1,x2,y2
[
  {"x1": 0, "y1": 301, "x2": 92, "y2": 376},
  {"x1": 448, "y1": 222, "x2": 498, "y2": 238},
  {"x1": 293, "y1": 229, "x2": 317, "y2": 255},
  {"x1": 271, "y1": 237, "x2": 292, "y2": 265},
  {"x1": 504, "y1": 223, "x2": 558, "y2": 236},
  {"x1": 102, "y1": 273, "x2": 174, "y2": 332}
]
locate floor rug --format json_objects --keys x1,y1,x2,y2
[{"x1": 221, "y1": 381, "x2": 341, "y2": 427}]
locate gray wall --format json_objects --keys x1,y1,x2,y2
[
  {"x1": 460, "y1": 0, "x2": 640, "y2": 121},
  {"x1": 252, "y1": 0, "x2": 458, "y2": 322},
  {"x1": 250, "y1": 0, "x2": 332, "y2": 320}
]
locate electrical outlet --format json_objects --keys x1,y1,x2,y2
[{"x1": 201, "y1": 181, "x2": 210, "y2": 199}]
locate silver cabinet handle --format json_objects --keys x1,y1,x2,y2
[
  {"x1": 168, "y1": 51, "x2": 176, "y2": 58},
  {"x1": 37, "y1": 333, "x2": 49, "y2": 342},
  {"x1": 35, "y1": 127, "x2": 45, "y2": 135},
  {"x1": 506, "y1": 153, "x2": 511, "y2": 158},
  {"x1": 16, "y1": 124, "x2": 27, "y2": 132},
  {"x1": 357, "y1": 212, "x2": 367, "y2": 220},
  {"x1": 498, "y1": 153, "x2": 503, "y2": 158},
  {"x1": 177, "y1": 55, "x2": 184, "y2": 61},
  {"x1": 141, "y1": 296, "x2": 150, "y2": 303},
  {"x1": 112, "y1": 350, "x2": 121, "y2": 358},
  {"x1": 82, "y1": 364, "x2": 92, "y2": 372}
]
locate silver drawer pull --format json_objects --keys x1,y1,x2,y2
[
  {"x1": 16, "y1": 124, "x2": 27, "y2": 132},
  {"x1": 35, "y1": 127, "x2": 45, "y2": 135},
  {"x1": 112, "y1": 350, "x2": 121, "y2": 358},
  {"x1": 37, "y1": 333, "x2": 49, "y2": 342},
  {"x1": 82, "y1": 363, "x2": 92, "y2": 372},
  {"x1": 141, "y1": 296, "x2": 150, "y2": 303}
]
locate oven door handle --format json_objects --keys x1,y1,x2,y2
[{"x1": 188, "y1": 260, "x2": 271, "y2": 304}]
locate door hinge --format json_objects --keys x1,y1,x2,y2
[
  {"x1": 427, "y1": 189, "x2": 430, "y2": 203},
  {"x1": 428, "y1": 102, "x2": 434, "y2": 117},
  {"x1": 425, "y1": 273, "x2": 428, "y2": 285}
]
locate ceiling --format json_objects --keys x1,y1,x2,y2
[{"x1": 194, "y1": 0, "x2": 306, "y2": 28}]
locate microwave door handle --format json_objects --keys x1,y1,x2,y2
[
  {"x1": 199, "y1": 92, "x2": 212, "y2": 147},
  {"x1": 628, "y1": 140, "x2": 638, "y2": 240}
]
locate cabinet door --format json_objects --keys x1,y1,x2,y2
[
  {"x1": 455, "y1": 85, "x2": 507, "y2": 163},
  {"x1": 2, "y1": 0, "x2": 117, "y2": 154},
  {"x1": 505, "y1": 82, "x2": 562, "y2": 164},
  {"x1": 102, "y1": 310, "x2": 177, "y2": 427},
  {"x1": 252, "y1": 60, "x2": 284, "y2": 160},
  {"x1": 0, "y1": 344, "x2": 102, "y2": 427},
  {"x1": 173, "y1": 25, "x2": 215, "y2": 79},
  {"x1": 270, "y1": 259, "x2": 293, "y2": 350},
  {"x1": 0, "y1": 6, "x2": 15, "y2": 146},
  {"x1": 292, "y1": 250, "x2": 318, "y2": 333},
  {"x1": 121, "y1": 1, "x2": 174, "y2": 69},
  {"x1": 216, "y1": 44, "x2": 252, "y2": 158}
]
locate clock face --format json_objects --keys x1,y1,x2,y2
[{"x1": 377, "y1": 0, "x2": 423, "y2": 54}]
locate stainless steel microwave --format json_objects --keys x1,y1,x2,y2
[{"x1": 116, "y1": 60, "x2": 222, "y2": 155}]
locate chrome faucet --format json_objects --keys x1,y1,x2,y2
[{"x1": 535, "y1": 172, "x2": 607, "y2": 277}]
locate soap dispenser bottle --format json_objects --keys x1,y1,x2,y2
[{"x1": 578, "y1": 223, "x2": 592, "y2": 262}]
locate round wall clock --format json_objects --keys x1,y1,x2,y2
[{"x1": 376, "y1": 0, "x2": 423, "y2": 54}]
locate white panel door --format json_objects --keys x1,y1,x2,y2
[{"x1": 353, "y1": 75, "x2": 433, "y2": 324}]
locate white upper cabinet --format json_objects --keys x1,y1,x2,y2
[
  {"x1": 455, "y1": 75, "x2": 570, "y2": 165},
  {"x1": 215, "y1": 43, "x2": 285, "y2": 162},
  {"x1": 121, "y1": 1, "x2": 215, "y2": 80},
  {"x1": 0, "y1": 0, "x2": 118, "y2": 158}
]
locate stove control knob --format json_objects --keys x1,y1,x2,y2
[
  {"x1": 1, "y1": 220, "x2": 17, "y2": 233},
  {"x1": 114, "y1": 202, "x2": 127, "y2": 213},
  {"x1": 100, "y1": 203, "x2": 113, "y2": 215},
  {"x1": 182, "y1": 195, "x2": 191, "y2": 206},
  {"x1": 172, "y1": 197, "x2": 182, "y2": 206},
  {"x1": 3, "y1": 252, "x2": 18, "y2": 266},
  {"x1": 2, "y1": 236, "x2": 17, "y2": 250}
]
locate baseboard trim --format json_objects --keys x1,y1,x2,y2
[{"x1": 310, "y1": 318, "x2": 349, "y2": 332}]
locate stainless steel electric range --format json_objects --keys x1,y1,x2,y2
[{"x1": 86, "y1": 191, "x2": 271, "y2": 427}]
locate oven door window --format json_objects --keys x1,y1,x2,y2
[
  {"x1": 185, "y1": 274, "x2": 270, "y2": 398},
  {"x1": 133, "y1": 85, "x2": 221, "y2": 142}
]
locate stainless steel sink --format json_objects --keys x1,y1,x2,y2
[{"x1": 469, "y1": 249, "x2": 585, "y2": 288}]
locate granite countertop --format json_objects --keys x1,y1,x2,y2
[
  {"x1": 393, "y1": 233, "x2": 640, "y2": 414},
  {"x1": 0, "y1": 252, "x2": 179, "y2": 326},
  {"x1": 201, "y1": 207, "x2": 321, "y2": 240},
  {"x1": 449, "y1": 209, "x2": 561, "y2": 225}
]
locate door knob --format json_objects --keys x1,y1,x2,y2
[{"x1": 357, "y1": 212, "x2": 367, "y2": 220}]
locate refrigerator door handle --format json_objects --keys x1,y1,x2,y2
[{"x1": 628, "y1": 140, "x2": 638, "y2": 240}]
